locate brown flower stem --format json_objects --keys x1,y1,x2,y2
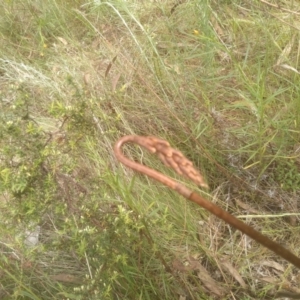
[
  {"x1": 114, "y1": 135, "x2": 300, "y2": 269},
  {"x1": 188, "y1": 192, "x2": 300, "y2": 269}
]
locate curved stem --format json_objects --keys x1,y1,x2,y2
[{"x1": 114, "y1": 135, "x2": 300, "y2": 269}]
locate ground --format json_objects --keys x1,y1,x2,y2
[{"x1": 0, "y1": 0, "x2": 300, "y2": 299}]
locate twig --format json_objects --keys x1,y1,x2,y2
[
  {"x1": 85, "y1": 251, "x2": 93, "y2": 279},
  {"x1": 114, "y1": 135, "x2": 300, "y2": 269},
  {"x1": 258, "y1": 0, "x2": 300, "y2": 15}
]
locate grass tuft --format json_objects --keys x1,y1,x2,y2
[{"x1": 1, "y1": 0, "x2": 300, "y2": 299}]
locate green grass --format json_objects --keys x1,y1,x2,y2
[{"x1": 1, "y1": 0, "x2": 300, "y2": 299}]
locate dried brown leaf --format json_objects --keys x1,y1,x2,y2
[
  {"x1": 172, "y1": 257, "x2": 227, "y2": 297},
  {"x1": 105, "y1": 55, "x2": 117, "y2": 77},
  {"x1": 221, "y1": 259, "x2": 247, "y2": 288},
  {"x1": 50, "y1": 273, "x2": 81, "y2": 283},
  {"x1": 261, "y1": 260, "x2": 285, "y2": 272},
  {"x1": 260, "y1": 276, "x2": 279, "y2": 284},
  {"x1": 111, "y1": 73, "x2": 121, "y2": 92},
  {"x1": 84, "y1": 73, "x2": 90, "y2": 85},
  {"x1": 172, "y1": 258, "x2": 200, "y2": 272},
  {"x1": 196, "y1": 263, "x2": 227, "y2": 297},
  {"x1": 235, "y1": 198, "x2": 260, "y2": 214},
  {"x1": 57, "y1": 37, "x2": 68, "y2": 46},
  {"x1": 189, "y1": 257, "x2": 227, "y2": 297},
  {"x1": 288, "y1": 196, "x2": 298, "y2": 226}
]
